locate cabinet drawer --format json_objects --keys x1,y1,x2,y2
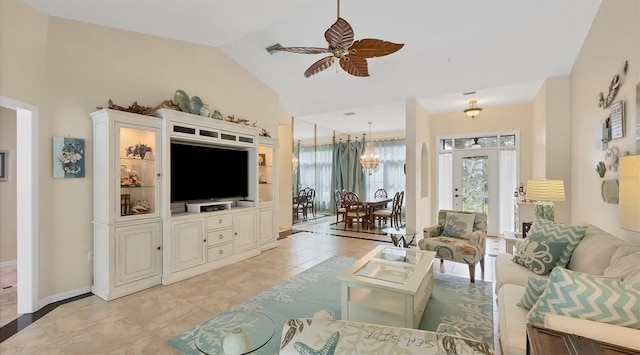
[
  {"x1": 207, "y1": 243, "x2": 233, "y2": 262},
  {"x1": 206, "y1": 214, "x2": 233, "y2": 230},
  {"x1": 207, "y1": 228, "x2": 233, "y2": 246}
]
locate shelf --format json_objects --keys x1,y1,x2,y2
[
  {"x1": 121, "y1": 185, "x2": 155, "y2": 189},
  {"x1": 120, "y1": 157, "x2": 155, "y2": 162}
]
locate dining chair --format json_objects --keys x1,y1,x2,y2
[
  {"x1": 342, "y1": 192, "x2": 366, "y2": 230},
  {"x1": 293, "y1": 189, "x2": 309, "y2": 220},
  {"x1": 305, "y1": 187, "x2": 316, "y2": 219},
  {"x1": 373, "y1": 191, "x2": 401, "y2": 227},
  {"x1": 334, "y1": 190, "x2": 346, "y2": 224},
  {"x1": 374, "y1": 188, "x2": 388, "y2": 200}
]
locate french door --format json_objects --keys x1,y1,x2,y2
[{"x1": 452, "y1": 149, "x2": 498, "y2": 235}]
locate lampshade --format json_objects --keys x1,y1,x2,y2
[
  {"x1": 619, "y1": 155, "x2": 640, "y2": 232},
  {"x1": 525, "y1": 179, "x2": 566, "y2": 201},
  {"x1": 464, "y1": 100, "x2": 483, "y2": 118}
]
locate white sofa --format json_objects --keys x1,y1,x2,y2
[{"x1": 495, "y1": 224, "x2": 640, "y2": 355}]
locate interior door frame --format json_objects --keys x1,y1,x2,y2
[{"x1": 452, "y1": 148, "x2": 499, "y2": 235}]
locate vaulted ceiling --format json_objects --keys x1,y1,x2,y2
[{"x1": 22, "y1": 0, "x2": 602, "y2": 136}]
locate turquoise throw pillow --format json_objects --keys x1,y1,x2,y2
[
  {"x1": 441, "y1": 212, "x2": 475, "y2": 239},
  {"x1": 517, "y1": 277, "x2": 548, "y2": 310},
  {"x1": 526, "y1": 219, "x2": 587, "y2": 268},
  {"x1": 528, "y1": 267, "x2": 640, "y2": 329},
  {"x1": 512, "y1": 239, "x2": 569, "y2": 275}
]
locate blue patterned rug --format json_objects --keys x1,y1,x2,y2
[{"x1": 167, "y1": 256, "x2": 493, "y2": 354}]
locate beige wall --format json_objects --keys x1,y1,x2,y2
[
  {"x1": 405, "y1": 99, "x2": 431, "y2": 231},
  {"x1": 428, "y1": 103, "x2": 534, "y2": 219},
  {"x1": 570, "y1": 0, "x2": 640, "y2": 244},
  {"x1": 0, "y1": 108, "x2": 17, "y2": 263},
  {"x1": 1, "y1": 0, "x2": 282, "y2": 300}
]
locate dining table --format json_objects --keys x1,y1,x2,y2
[{"x1": 359, "y1": 198, "x2": 392, "y2": 229}]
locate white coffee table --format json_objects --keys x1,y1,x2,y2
[{"x1": 338, "y1": 245, "x2": 436, "y2": 329}]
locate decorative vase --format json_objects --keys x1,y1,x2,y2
[
  {"x1": 173, "y1": 90, "x2": 190, "y2": 113},
  {"x1": 222, "y1": 327, "x2": 251, "y2": 354},
  {"x1": 212, "y1": 110, "x2": 223, "y2": 120},
  {"x1": 199, "y1": 104, "x2": 211, "y2": 117},
  {"x1": 189, "y1": 96, "x2": 203, "y2": 114}
]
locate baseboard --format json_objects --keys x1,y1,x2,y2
[
  {"x1": 36, "y1": 286, "x2": 93, "y2": 312},
  {"x1": 0, "y1": 260, "x2": 17, "y2": 268}
]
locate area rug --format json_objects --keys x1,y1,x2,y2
[{"x1": 167, "y1": 256, "x2": 494, "y2": 354}]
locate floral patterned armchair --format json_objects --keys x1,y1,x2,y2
[{"x1": 418, "y1": 209, "x2": 487, "y2": 282}]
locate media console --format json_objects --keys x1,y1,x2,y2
[{"x1": 186, "y1": 200, "x2": 232, "y2": 213}]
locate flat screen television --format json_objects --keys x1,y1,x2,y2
[{"x1": 170, "y1": 142, "x2": 249, "y2": 202}]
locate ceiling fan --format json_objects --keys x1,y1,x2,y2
[{"x1": 271, "y1": 0, "x2": 404, "y2": 78}]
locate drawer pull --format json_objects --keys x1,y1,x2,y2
[
  {"x1": 219, "y1": 250, "x2": 224, "y2": 255},
  {"x1": 219, "y1": 234, "x2": 224, "y2": 239},
  {"x1": 219, "y1": 219, "x2": 223, "y2": 224}
]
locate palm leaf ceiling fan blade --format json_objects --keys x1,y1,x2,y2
[
  {"x1": 273, "y1": 0, "x2": 403, "y2": 78},
  {"x1": 339, "y1": 55, "x2": 369, "y2": 77},
  {"x1": 304, "y1": 56, "x2": 336, "y2": 78},
  {"x1": 349, "y1": 39, "x2": 404, "y2": 58}
]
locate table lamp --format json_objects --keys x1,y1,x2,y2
[{"x1": 525, "y1": 179, "x2": 566, "y2": 222}]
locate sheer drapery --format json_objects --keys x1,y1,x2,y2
[
  {"x1": 333, "y1": 139, "x2": 365, "y2": 199},
  {"x1": 365, "y1": 138, "x2": 406, "y2": 200},
  {"x1": 296, "y1": 144, "x2": 315, "y2": 194},
  {"x1": 499, "y1": 150, "x2": 517, "y2": 234},
  {"x1": 438, "y1": 153, "x2": 453, "y2": 210},
  {"x1": 315, "y1": 143, "x2": 333, "y2": 212}
]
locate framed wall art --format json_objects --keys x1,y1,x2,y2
[
  {"x1": 53, "y1": 136, "x2": 85, "y2": 178},
  {"x1": 610, "y1": 101, "x2": 624, "y2": 140}
]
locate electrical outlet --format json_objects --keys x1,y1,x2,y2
[{"x1": 87, "y1": 251, "x2": 93, "y2": 261}]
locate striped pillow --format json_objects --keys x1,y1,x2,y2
[
  {"x1": 528, "y1": 267, "x2": 640, "y2": 329},
  {"x1": 526, "y1": 219, "x2": 587, "y2": 268},
  {"x1": 517, "y1": 277, "x2": 548, "y2": 310}
]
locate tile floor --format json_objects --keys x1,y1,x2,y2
[{"x1": 0, "y1": 217, "x2": 505, "y2": 354}]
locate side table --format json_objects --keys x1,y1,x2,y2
[
  {"x1": 194, "y1": 311, "x2": 275, "y2": 355},
  {"x1": 503, "y1": 231, "x2": 523, "y2": 254},
  {"x1": 526, "y1": 324, "x2": 637, "y2": 355}
]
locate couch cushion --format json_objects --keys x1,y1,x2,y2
[
  {"x1": 498, "y1": 284, "x2": 528, "y2": 355},
  {"x1": 442, "y1": 212, "x2": 475, "y2": 239},
  {"x1": 495, "y1": 253, "x2": 549, "y2": 294},
  {"x1": 526, "y1": 219, "x2": 587, "y2": 268},
  {"x1": 604, "y1": 247, "x2": 640, "y2": 284},
  {"x1": 528, "y1": 267, "x2": 640, "y2": 329},
  {"x1": 512, "y1": 239, "x2": 569, "y2": 275},
  {"x1": 517, "y1": 277, "x2": 548, "y2": 310},
  {"x1": 568, "y1": 224, "x2": 628, "y2": 274}
]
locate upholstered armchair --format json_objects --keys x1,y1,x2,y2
[{"x1": 418, "y1": 209, "x2": 487, "y2": 282}]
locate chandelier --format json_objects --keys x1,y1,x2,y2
[
  {"x1": 360, "y1": 122, "x2": 380, "y2": 175},
  {"x1": 464, "y1": 100, "x2": 483, "y2": 118}
]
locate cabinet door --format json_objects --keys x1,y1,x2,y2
[
  {"x1": 116, "y1": 123, "x2": 161, "y2": 221},
  {"x1": 171, "y1": 218, "x2": 206, "y2": 272},
  {"x1": 234, "y1": 211, "x2": 257, "y2": 253},
  {"x1": 258, "y1": 208, "x2": 275, "y2": 246},
  {"x1": 115, "y1": 222, "x2": 162, "y2": 286}
]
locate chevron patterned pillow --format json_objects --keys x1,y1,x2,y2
[
  {"x1": 526, "y1": 219, "x2": 587, "y2": 268},
  {"x1": 528, "y1": 267, "x2": 640, "y2": 329},
  {"x1": 517, "y1": 277, "x2": 548, "y2": 310}
]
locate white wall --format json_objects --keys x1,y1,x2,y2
[
  {"x1": 405, "y1": 99, "x2": 431, "y2": 231},
  {"x1": 570, "y1": 0, "x2": 640, "y2": 244}
]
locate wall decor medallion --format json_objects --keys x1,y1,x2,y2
[
  {"x1": 598, "y1": 60, "x2": 628, "y2": 109},
  {"x1": 53, "y1": 137, "x2": 85, "y2": 178},
  {"x1": 604, "y1": 145, "x2": 620, "y2": 172},
  {"x1": 596, "y1": 161, "x2": 606, "y2": 178}
]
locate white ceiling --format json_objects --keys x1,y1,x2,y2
[{"x1": 22, "y1": 0, "x2": 602, "y2": 138}]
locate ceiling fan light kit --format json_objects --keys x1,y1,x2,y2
[
  {"x1": 464, "y1": 100, "x2": 483, "y2": 118},
  {"x1": 273, "y1": 0, "x2": 404, "y2": 78}
]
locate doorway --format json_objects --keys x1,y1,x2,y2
[
  {"x1": 0, "y1": 96, "x2": 39, "y2": 314},
  {"x1": 452, "y1": 149, "x2": 498, "y2": 235}
]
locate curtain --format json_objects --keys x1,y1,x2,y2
[
  {"x1": 315, "y1": 143, "x2": 333, "y2": 212},
  {"x1": 499, "y1": 150, "x2": 517, "y2": 235},
  {"x1": 365, "y1": 138, "x2": 406, "y2": 200},
  {"x1": 297, "y1": 143, "x2": 315, "y2": 194},
  {"x1": 333, "y1": 138, "x2": 365, "y2": 199},
  {"x1": 438, "y1": 153, "x2": 453, "y2": 210}
]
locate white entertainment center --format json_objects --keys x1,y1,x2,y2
[{"x1": 91, "y1": 108, "x2": 278, "y2": 301}]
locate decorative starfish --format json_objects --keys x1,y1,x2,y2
[{"x1": 293, "y1": 331, "x2": 340, "y2": 355}]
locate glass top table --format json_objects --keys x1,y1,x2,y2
[{"x1": 194, "y1": 310, "x2": 275, "y2": 355}]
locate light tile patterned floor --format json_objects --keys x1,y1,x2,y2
[{"x1": 0, "y1": 217, "x2": 504, "y2": 354}]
